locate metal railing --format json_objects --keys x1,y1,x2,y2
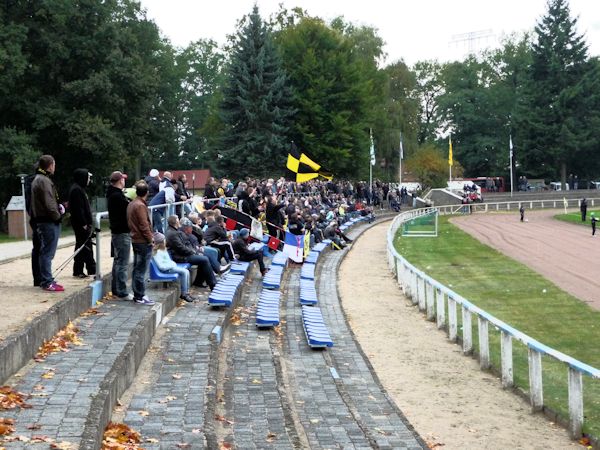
[
  {"x1": 387, "y1": 208, "x2": 600, "y2": 439},
  {"x1": 435, "y1": 197, "x2": 600, "y2": 215}
]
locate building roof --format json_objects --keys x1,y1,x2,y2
[{"x1": 165, "y1": 169, "x2": 211, "y2": 190}]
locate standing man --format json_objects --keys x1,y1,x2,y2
[
  {"x1": 68, "y1": 168, "x2": 96, "y2": 278},
  {"x1": 580, "y1": 198, "x2": 588, "y2": 222},
  {"x1": 24, "y1": 162, "x2": 42, "y2": 286},
  {"x1": 592, "y1": 212, "x2": 598, "y2": 236},
  {"x1": 127, "y1": 180, "x2": 155, "y2": 305},
  {"x1": 31, "y1": 155, "x2": 64, "y2": 292},
  {"x1": 519, "y1": 205, "x2": 525, "y2": 222},
  {"x1": 106, "y1": 171, "x2": 132, "y2": 300}
]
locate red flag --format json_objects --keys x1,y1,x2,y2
[
  {"x1": 225, "y1": 218, "x2": 237, "y2": 231},
  {"x1": 267, "y1": 236, "x2": 280, "y2": 250}
]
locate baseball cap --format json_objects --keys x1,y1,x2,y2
[
  {"x1": 110, "y1": 171, "x2": 128, "y2": 182},
  {"x1": 239, "y1": 228, "x2": 249, "y2": 239},
  {"x1": 153, "y1": 232, "x2": 165, "y2": 244}
]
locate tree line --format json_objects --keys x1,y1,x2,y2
[{"x1": 1, "y1": 0, "x2": 599, "y2": 215}]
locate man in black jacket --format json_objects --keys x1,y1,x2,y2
[
  {"x1": 69, "y1": 168, "x2": 96, "y2": 277},
  {"x1": 106, "y1": 171, "x2": 132, "y2": 300},
  {"x1": 232, "y1": 228, "x2": 267, "y2": 276},
  {"x1": 165, "y1": 216, "x2": 216, "y2": 289}
]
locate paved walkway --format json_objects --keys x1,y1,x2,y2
[
  {"x1": 1, "y1": 216, "x2": 425, "y2": 449},
  {"x1": 0, "y1": 235, "x2": 76, "y2": 264}
]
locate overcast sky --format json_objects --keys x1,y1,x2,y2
[{"x1": 139, "y1": 0, "x2": 600, "y2": 66}]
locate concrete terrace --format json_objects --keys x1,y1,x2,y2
[{"x1": 0, "y1": 215, "x2": 425, "y2": 449}]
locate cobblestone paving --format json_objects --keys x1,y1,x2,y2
[
  {"x1": 219, "y1": 267, "x2": 294, "y2": 450},
  {"x1": 1, "y1": 289, "x2": 173, "y2": 449},
  {"x1": 122, "y1": 299, "x2": 226, "y2": 449}
]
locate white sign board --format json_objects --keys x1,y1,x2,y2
[{"x1": 6, "y1": 195, "x2": 25, "y2": 211}]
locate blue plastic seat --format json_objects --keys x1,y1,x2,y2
[{"x1": 149, "y1": 259, "x2": 179, "y2": 283}]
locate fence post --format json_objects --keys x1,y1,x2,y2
[
  {"x1": 426, "y1": 282, "x2": 435, "y2": 320},
  {"x1": 478, "y1": 317, "x2": 490, "y2": 369},
  {"x1": 397, "y1": 261, "x2": 404, "y2": 292},
  {"x1": 568, "y1": 367, "x2": 583, "y2": 438},
  {"x1": 436, "y1": 288, "x2": 445, "y2": 329},
  {"x1": 418, "y1": 276, "x2": 426, "y2": 311},
  {"x1": 528, "y1": 348, "x2": 544, "y2": 411},
  {"x1": 448, "y1": 297, "x2": 458, "y2": 341},
  {"x1": 501, "y1": 331, "x2": 514, "y2": 388},
  {"x1": 411, "y1": 272, "x2": 418, "y2": 305},
  {"x1": 462, "y1": 306, "x2": 473, "y2": 354}
]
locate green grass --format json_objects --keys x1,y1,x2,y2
[
  {"x1": 394, "y1": 215, "x2": 600, "y2": 437},
  {"x1": 555, "y1": 209, "x2": 600, "y2": 226}
]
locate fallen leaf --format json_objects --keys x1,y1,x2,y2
[
  {"x1": 251, "y1": 379, "x2": 262, "y2": 384},
  {"x1": 0, "y1": 386, "x2": 31, "y2": 410},
  {"x1": 310, "y1": 419, "x2": 320, "y2": 424},
  {"x1": 41, "y1": 371, "x2": 55, "y2": 379},
  {"x1": 146, "y1": 437, "x2": 160, "y2": 443},
  {"x1": 138, "y1": 410, "x2": 150, "y2": 417},
  {"x1": 102, "y1": 422, "x2": 142, "y2": 448},
  {"x1": 176, "y1": 443, "x2": 191, "y2": 448},
  {"x1": 0, "y1": 418, "x2": 16, "y2": 436},
  {"x1": 192, "y1": 428, "x2": 202, "y2": 434},
  {"x1": 266, "y1": 431, "x2": 277, "y2": 442},
  {"x1": 26, "y1": 424, "x2": 42, "y2": 430},
  {"x1": 172, "y1": 374, "x2": 182, "y2": 380},
  {"x1": 214, "y1": 414, "x2": 234, "y2": 425},
  {"x1": 219, "y1": 442, "x2": 232, "y2": 450},
  {"x1": 35, "y1": 322, "x2": 83, "y2": 361}
]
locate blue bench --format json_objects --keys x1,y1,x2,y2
[
  {"x1": 301, "y1": 306, "x2": 333, "y2": 348},
  {"x1": 256, "y1": 290, "x2": 281, "y2": 327},
  {"x1": 148, "y1": 260, "x2": 192, "y2": 286},
  {"x1": 263, "y1": 265, "x2": 284, "y2": 289},
  {"x1": 208, "y1": 273, "x2": 245, "y2": 307},
  {"x1": 304, "y1": 251, "x2": 319, "y2": 264},
  {"x1": 300, "y1": 279, "x2": 318, "y2": 305},
  {"x1": 230, "y1": 260, "x2": 250, "y2": 275},
  {"x1": 271, "y1": 251, "x2": 288, "y2": 267},
  {"x1": 300, "y1": 263, "x2": 315, "y2": 280}
]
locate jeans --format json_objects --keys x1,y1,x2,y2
[
  {"x1": 111, "y1": 233, "x2": 131, "y2": 297},
  {"x1": 185, "y1": 254, "x2": 216, "y2": 288},
  {"x1": 38, "y1": 222, "x2": 60, "y2": 288},
  {"x1": 132, "y1": 242, "x2": 152, "y2": 299},
  {"x1": 239, "y1": 251, "x2": 266, "y2": 272},
  {"x1": 152, "y1": 208, "x2": 165, "y2": 233},
  {"x1": 166, "y1": 266, "x2": 190, "y2": 295},
  {"x1": 201, "y1": 246, "x2": 221, "y2": 273},
  {"x1": 31, "y1": 220, "x2": 41, "y2": 286}
]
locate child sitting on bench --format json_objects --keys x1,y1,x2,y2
[{"x1": 152, "y1": 232, "x2": 195, "y2": 302}]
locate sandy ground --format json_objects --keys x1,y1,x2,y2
[
  {"x1": 0, "y1": 235, "x2": 113, "y2": 341},
  {"x1": 339, "y1": 221, "x2": 577, "y2": 450},
  {"x1": 451, "y1": 209, "x2": 600, "y2": 310}
]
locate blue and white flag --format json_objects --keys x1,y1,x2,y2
[{"x1": 283, "y1": 231, "x2": 304, "y2": 263}]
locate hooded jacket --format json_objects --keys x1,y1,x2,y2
[
  {"x1": 31, "y1": 167, "x2": 61, "y2": 224},
  {"x1": 68, "y1": 168, "x2": 92, "y2": 229},
  {"x1": 106, "y1": 184, "x2": 130, "y2": 234}
]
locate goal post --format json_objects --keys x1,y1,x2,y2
[{"x1": 401, "y1": 208, "x2": 438, "y2": 237}]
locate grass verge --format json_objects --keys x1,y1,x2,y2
[
  {"x1": 555, "y1": 209, "x2": 600, "y2": 228},
  {"x1": 394, "y1": 214, "x2": 600, "y2": 438}
]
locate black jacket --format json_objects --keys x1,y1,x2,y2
[
  {"x1": 204, "y1": 221, "x2": 228, "y2": 243},
  {"x1": 165, "y1": 225, "x2": 195, "y2": 262},
  {"x1": 232, "y1": 237, "x2": 256, "y2": 259},
  {"x1": 68, "y1": 169, "x2": 92, "y2": 229},
  {"x1": 106, "y1": 184, "x2": 130, "y2": 234}
]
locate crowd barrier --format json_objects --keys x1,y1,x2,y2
[{"x1": 386, "y1": 207, "x2": 600, "y2": 439}]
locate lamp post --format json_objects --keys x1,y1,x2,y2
[{"x1": 17, "y1": 173, "x2": 28, "y2": 240}]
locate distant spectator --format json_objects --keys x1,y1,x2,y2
[
  {"x1": 145, "y1": 169, "x2": 160, "y2": 203},
  {"x1": 127, "y1": 180, "x2": 155, "y2": 305},
  {"x1": 152, "y1": 232, "x2": 195, "y2": 302},
  {"x1": 592, "y1": 213, "x2": 598, "y2": 236},
  {"x1": 31, "y1": 155, "x2": 65, "y2": 292},
  {"x1": 519, "y1": 205, "x2": 525, "y2": 222},
  {"x1": 68, "y1": 168, "x2": 96, "y2": 278},
  {"x1": 581, "y1": 198, "x2": 588, "y2": 222}
]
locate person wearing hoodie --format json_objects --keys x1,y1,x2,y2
[{"x1": 68, "y1": 168, "x2": 96, "y2": 278}]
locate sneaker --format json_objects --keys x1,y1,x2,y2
[
  {"x1": 43, "y1": 282, "x2": 64, "y2": 292},
  {"x1": 134, "y1": 296, "x2": 155, "y2": 305},
  {"x1": 180, "y1": 293, "x2": 195, "y2": 303},
  {"x1": 117, "y1": 293, "x2": 134, "y2": 301},
  {"x1": 219, "y1": 263, "x2": 232, "y2": 274},
  {"x1": 260, "y1": 268, "x2": 269, "y2": 277}
]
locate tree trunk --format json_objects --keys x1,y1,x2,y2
[{"x1": 560, "y1": 161, "x2": 567, "y2": 190}]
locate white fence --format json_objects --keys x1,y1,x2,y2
[
  {"x1": 386, "y1": 208, "x2": 600, "y2": 439},
  {"x1": 436, "y1": 197, "x2": 600, "y2": 215}
]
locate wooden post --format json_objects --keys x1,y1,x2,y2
[
  {"x1": 448, "y1": 298, "x2": 458, "y2": 342},
  {"x1": 501, "y1": 331, "x2": 514, "y2": 388},
  {"x1": 478, "y1": 317, "x2": 490, "y2": 369},
  {"x1": 436, "y1": 288, "x2": 445, "y2": 329},
  {"x1": 528, "y1": 348, "x2": 544, "y2": 411},
  {"x1": 426, "y1": 282, "x2": 435, "y2": 321},
  {"x1": 568, "y1": 367, "x2": 583, "y2": 438},
  {"x1": 462, "y1": 306, "x2": 473, "y2": 354}
]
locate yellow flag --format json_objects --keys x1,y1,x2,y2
[{"x1": 448, "y1": 135, "x2": 453, "y2": 167}]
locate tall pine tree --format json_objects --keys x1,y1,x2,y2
[
  {"x1": 218, "y1": 6, "x2": 293, "y2": 179},
  {"x1": 516, "y1": 0, "x2": 592, "y2": 184}
]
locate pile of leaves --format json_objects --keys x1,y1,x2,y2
[
  {"x1": 34, "y1": 322, "x2": 83, "y2": 362},
  {"x1": 101, "y1": 422, "x2": 143, "y2": 449},
  {"x1": 0, "y1": 417, "x2": 15, "y2": 436},
  {"x1": 0, "y1": 386, "x2": 30, "y2": 410}
]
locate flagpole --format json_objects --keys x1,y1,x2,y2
[
  {"x1": 399, "y1": 132, "x2": 403, "y2": 186},
  {"x1": 509, "y1": 135, "x2": 514, "y2": 197},
  {"x1": 449, "y1": 133, "x2": 452, "y2": 182}
]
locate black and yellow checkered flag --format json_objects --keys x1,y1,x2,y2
[{"x1": 286, "y1": 142, "x2": 333, "y2": 183}]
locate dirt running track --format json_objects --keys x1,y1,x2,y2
[
  {"x1": 339, "y1": 221, "x2": 575, "y2": 449},
  {"x1": 451, "y1": 209, "x2": 600, "y2": 310}
]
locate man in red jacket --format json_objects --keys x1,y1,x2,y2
[{"x1": 126, "y1": 181, "x2": 155, "y2": 305}]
